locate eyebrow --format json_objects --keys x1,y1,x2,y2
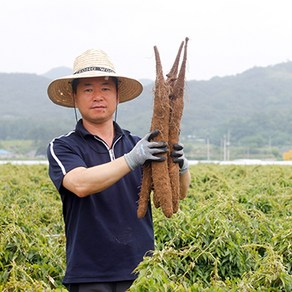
[{"x1": 82, "y1": 81, "x2": 113, "y2": 87}]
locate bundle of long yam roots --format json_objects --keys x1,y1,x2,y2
[{"x1": 137, "y1": 37, "x2": 189, "y2": 218}]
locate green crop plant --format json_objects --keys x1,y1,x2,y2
[
  {"x1": 0, "y1": 164, "x2": 65, "y2": 290},
  {"x1": 0, "y1": 164, "x2": 291, "y2": 291},
  {"x1": 130, "y1": 165, "x2": 292, "y2": 291}
]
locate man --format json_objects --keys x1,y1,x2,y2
[{"x1": 47, "y1": 49, "x2": 191, "y2": 291}]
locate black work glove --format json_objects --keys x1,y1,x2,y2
[{"x1": 171, "y1": 143, "x2": 189, "y2": 174}]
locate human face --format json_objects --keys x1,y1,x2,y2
[{"x1": 74, "y1": 77, "x2": 118, "y2": 125}]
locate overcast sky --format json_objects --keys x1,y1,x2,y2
[{"x1": 0, "y1": 0, "x2": 291, "y2": 80}]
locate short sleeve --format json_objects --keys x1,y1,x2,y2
[{"x1": 47, "y1": 137, "x2": 87, "y2": 191}]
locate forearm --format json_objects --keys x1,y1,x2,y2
[
  {"x1": 179, "y1": 169, "x2": 191, "y2": 198},
  {"x1": 63, "y1": 156, "x2": 131, "y2": 197},
  {"x1": 62, "y1": 130, "x2": 168, "y2": 198}
]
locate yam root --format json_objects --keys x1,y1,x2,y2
[
  {"x1": 137, "y1": 45, "x2": 173, "y2": 218},
  {"x1": 166, "y1": 40, "x2": 186, "y2": 213},
  {"x1": 137, "y1": 163, "x2": 152, "y2": 218},
  {"x1": 137, "y1": 38, "x2": 189, "y2": 218},
  {"x1": 169, "y1": 37, "x2": 189, "y2": 206}
]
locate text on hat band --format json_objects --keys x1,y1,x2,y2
[{"x1": 74, "y1": 66, "x2": 115, "y2": 75}]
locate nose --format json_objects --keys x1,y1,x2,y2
[{"x1": 93, "y1": 90, "x2": 104, "y2": 101}]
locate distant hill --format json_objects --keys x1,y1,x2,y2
[
  {"x1": 1, "y1": 62, "x2": 292, "y2": 151},
  {"x1": 42, "y1": 67, "x2": 72, "y2": 80},
  {"x1": 118, "y1": 61, "x2": 292, "y2": 146}
]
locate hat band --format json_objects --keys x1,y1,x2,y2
[{"x1": 74, "y1": 66, "x2": 115, "y2": 75}]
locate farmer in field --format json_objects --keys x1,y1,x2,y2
[{"x1": 47, "y1": 49, "x2": 191, "y2": 291}]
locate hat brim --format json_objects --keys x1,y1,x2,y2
[{"x1": 47, "y1": 71, "x2": 143, "y2": 107}]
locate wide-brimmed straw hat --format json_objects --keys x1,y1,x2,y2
[{"x1": 47, "y1": 49, "x2": 143, "y2": 107}]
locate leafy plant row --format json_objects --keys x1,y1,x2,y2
[
  {"x1": 0, "y1": 164, "x2": 291, "y2": 291},
  {"x1": 130, "y1": 164, "x2": 292, "y2": 291},
  {"x1": 0, "y1": 164, "x2": 65, "y2": 291}
]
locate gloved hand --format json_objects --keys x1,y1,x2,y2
[
  {"x1": 171, "y1": 143, "x2": 189, "y2": 174},
  {"x1": 124, "y1": 130, "x2": 168, "y2": 170}
]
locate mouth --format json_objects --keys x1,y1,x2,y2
[{"x1": 91, "y1": 105, "x2": 106, "y2": 110}]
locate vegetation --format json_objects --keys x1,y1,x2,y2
[
  {"x1": 131, "y1": 164, "x2": 292, "y2": 291},
  {"x1": 0, "y1": 164, "x2": 65, "y2": 291},
  {"x1": 0, "y1": 164, "x2": 291, "y2": 291}
]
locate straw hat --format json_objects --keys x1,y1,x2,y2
[{"x1": 47, "y1": 49, "x2": 143, "y2": 107}]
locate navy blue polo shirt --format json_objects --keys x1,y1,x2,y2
[{"x1": 47, "y1": 120, "x2": 154, "y2": 284}]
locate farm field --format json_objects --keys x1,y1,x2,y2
[{"x1": 0, "y1": 164, "x2": 291, "y2": 291}]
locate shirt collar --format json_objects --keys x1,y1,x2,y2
[{"x1": 75, "y1": 119, "x2": 124, "y2": 139}]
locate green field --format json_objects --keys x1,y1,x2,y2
[{"x1": 0, "y1": 164, "x2": 291, "y2": 291}]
